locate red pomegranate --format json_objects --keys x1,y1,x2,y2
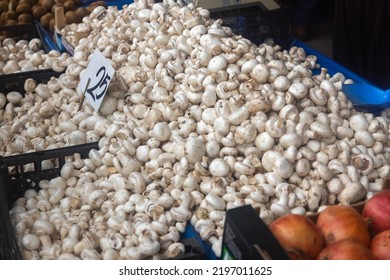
[
  {"x1": 370, "y1": 230, "x2": 390, "y2": 260},
  {"x1": 362, "y1": 189, "x2": 390, "y2": 236}
]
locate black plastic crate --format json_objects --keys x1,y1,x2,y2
[
  {"x1": 0, "y1": 68, "x2": 63, "y2": 94},
  {"x1": 0, "y1": 23, "x2": 63, "y2": 93},
  {"x1": 0, "y1": 23, "x2": 40, "y2": 41},
  {"x1": 221, "y1": 205, "x2": 289, "y2": 260},
  {"x1": 209, "y1": 3, "x2": 291, "y2": 48},
  {"x1": 0, "y1": 23, "x2": 56, "y2": 54},
  {"x1": 0, "y1": 142, "x2": 99, "y2": 260},
  {"x1": 0, "y1": 142, "x2": 209, "y2": 260}
]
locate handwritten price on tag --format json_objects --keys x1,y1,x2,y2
[
  {"x1": 86, "y1": 66, "x2": 111, "y2": 101},
  {"x1": 78, "y1": 49, "x2": 115, "y2": 112}
]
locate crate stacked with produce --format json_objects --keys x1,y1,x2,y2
[
  {"x1": 0, "y1": 22, "x2": 65, "y2": 72},
  {"x1": 0, "y1": 23, "x2": 66, "y2": 123},
  {"x1": 0, "y1": 0, "x2": 389, "y2": 260},
  {"x1": 0, "y1": 142, "x2": 208, "y2": 260}
]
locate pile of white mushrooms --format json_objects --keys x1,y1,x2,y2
[
  {"x1": 5, "y1": 0, "x2": 390, "y2": 259},
  {"x1": 0, "y1": 37, "x2": 69, "y2": 74}
]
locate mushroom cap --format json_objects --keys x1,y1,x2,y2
[
  {"x1": 169, "y1": 207, "x2": 191, "y2": 222},
  {"x1": 352, "y1": 154, "x2": 374, "y2": 175}
]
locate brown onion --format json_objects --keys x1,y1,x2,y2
[
  {"x1": 269, "y1": 214, "x2": 325, "y2": 259},
  {"x1": 317, "y1": 205, "x2": 370, "y2": 247},
  {"x1": 318, "y1": 239, "x2": 374, "y2": 260}
]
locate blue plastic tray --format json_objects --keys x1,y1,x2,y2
[
  {"x1": 81, "y1": 0, "x2": 134, "y2": 8},
  {"x1": 293, "y1": 40, "x2": 390, "y2": 112},
  {"x1": 34, "y1": 22, "x2": 61, "y2": 52},
  {"x1": 292, "y1": 40, "x2": 370, "y2": 84}
]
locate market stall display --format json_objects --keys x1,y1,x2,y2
[{"x1": 0, "y1": 0, "x2": 389, "y2": 260}]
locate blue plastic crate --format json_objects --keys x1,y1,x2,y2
[{"x1": 182, "y1": 224, "x2": 219, "y2": 260}]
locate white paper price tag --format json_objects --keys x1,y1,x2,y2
[{"x1": 78, "y1": 49, "x2": 115, "y2": 112}]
